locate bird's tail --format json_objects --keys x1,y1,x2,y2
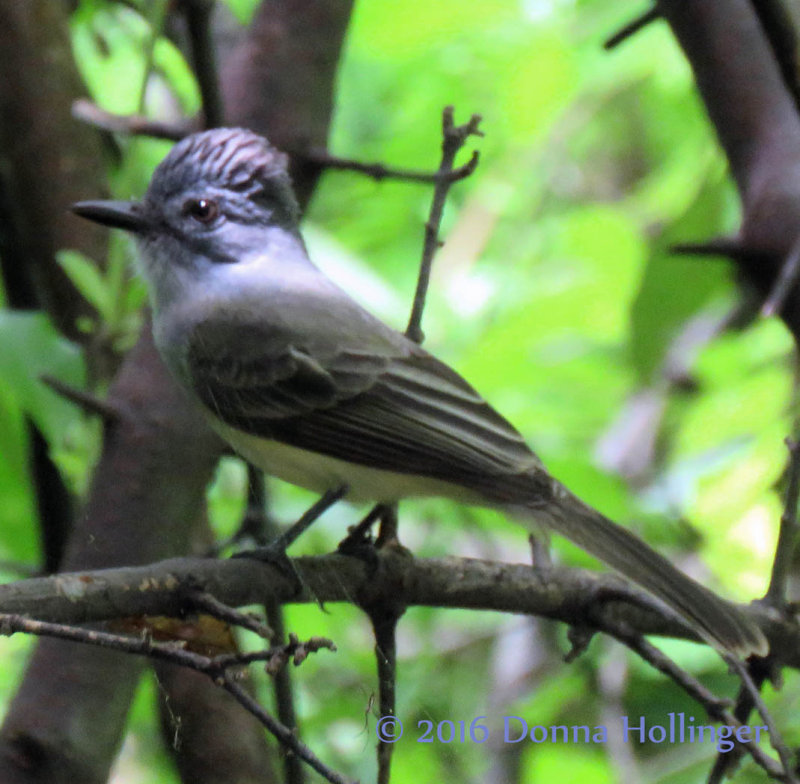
[{"x1": 525, "y1": 485, "x2": 768, "y2": 658}]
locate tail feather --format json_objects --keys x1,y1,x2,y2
[{"x1": 526, "y1": 486, "x2": 768, "y2": 658}]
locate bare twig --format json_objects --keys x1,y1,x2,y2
[
  {"x1": 726, "y1": 655, "x2": 797, "y2": 781},
  {"x1": 187, "y1": 589, "x2": 273, "y2": 640},
  {"x1": 0, "y1": 613, "x2": 350, "y2": 784},
  {"x1": 751, "y1": 0, "x2": 800, "y2": 115},
  {"x1": 71, "y1": 98, "x2": 195, "y2": 140},
  {"x1": 303, "y1": 146, "x2": 479, "y2": 185},
  {"x1": 71, "y1": 99, "x2": 481, "y2": 192},
  {"x1": 706, "y1": 658, "x2": 774, "y2": 784},
  {"x1": 244, "y1": 462, "x2": 271, "y2": 541},
  {"x1": 264, "y1": 485, "x2": 347, "y2": 553},
  {"x1": 223, "y1": 679, "x2": 354, "y2": 784},
  {"x1": 265, "y1": 600, "x2": 305, "y2": 784},
  {"x1": 244, "y1": 465, "x2": 306, "y2": 784},
  {"x1": 349, "y1": 109, "x2": 482, "y2": 553},
  {"x1": 765, "y1": 437, "x2": 800, "y2": 606},
  {"x1": 40, "y1": 373, "x2": 123, "y2": 422},
  {"x1": 180, "y1": 0, "x2": 223, "y2": 128},
  {"x1": 405, "y1": 106, "x2": 483, "y2": 343},
  {"x1": 761, "y1": 234, "x2": 800, "y2": 317},
  {"x1": 138, "y1": 0, "x2": 169, "y2": 114},
  {"x1": 604, "y1": 8, "x2": 660, "y2": 50},
  {"x1": 605, "y1": 622, "x2": 787, "y2": 779},
  {"x1": 351, "y1": 117, "x2": 484, "y2": 782},
  {"x1": 368, "y1": 604, "x2": 404, "y2": 784},
  {"x1": 671, "y1": 238, "x2": 777, "y2": 266}
]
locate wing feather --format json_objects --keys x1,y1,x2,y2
[{"x1": 186, "y1": 321, "x2": 542, "y2": 493}]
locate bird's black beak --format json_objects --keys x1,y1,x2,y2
[{"x1": 71, "y1": 200, "x2": 150, "y2": 233}]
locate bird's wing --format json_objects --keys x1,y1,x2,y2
[{"x1": 186, "y1": 320, "x2": 543, "y2": 496}]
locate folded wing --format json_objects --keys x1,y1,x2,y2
[{"x1": 186, "y1": 321, "x2": 545, "y2": 499}]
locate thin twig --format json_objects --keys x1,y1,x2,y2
[
  {"x1": 205, "y1": 635, "x2": 336, "y2": 671},
  {"x1": 303, "y1": 147, "x2": 479, "y2": 185},
  {"x1": 70, "y1": 101, "x2": 481, "y2": 189},
  {"x1": 0, "y1": 613, "x2": 351, "y2": 784},
  {"x1": 405, "y1": 106, "x2": 483, "y2": 343},
  {"x1": 205, "y1": 464, "x2": 272, "y2": 557},
  {"x1": 40, "y1": 373, "x2": 123, "y2": 422},
  {"x1": 762, "y1": 233, "x2": 800, "y2": 317},
  {"x1": 223, "y1": 679, "x2": 355, "y2": 784},
  {"x1": 232, "y1": 485, "x2": 347, "y2": 566},
  {"x1": 364, "y1": 603, "x2": 405, "y2": 784},
  {"x1": 765, "y1": 437, "x2": 800, "y2": 605},
  {"x1": 265, "y1": 600, "x2": 305, "y2": 784},
  {"x1": 179, "y1": 0, "x2": 223, "y2": 128},
  {"x1": 604, "y1": 622, "x2": 787, "y2": 779},
  {"x1": 604, "y1": 7, "x2": 660, "y2": 50},
  {"x1": 72, "y1": 98, "x2": 195, "y2": 140},
  {"x1": 187, "y1": 589, "x2": 273, "y2": 640},
  {"x1": 246, "y1": 465, "x2": 306, "y2": 784},
  {"x1": 706, "y1": 658, "x2": 774, "y2": 784},
  {"x1": 725, "y1": 655, "x2": 797, "y2": 781},
  {"x1": 751, "y1": 0, "x2": 800, "y2": 117},
  {"x1": 269, "y1": 486, "x2": 348, "y2": 552},
  {"x1": 0, "y1": 613, "x2": 332, "y2": 677},
  {"x1": 138, "y1": 0, "x2": 170, "y2": 114},
  {"x1": 358, "y1": 109, "x2": 483, "y2": 578},
  {"x1": 671, "y1": 238, "x2": 777, "y2": 265}
]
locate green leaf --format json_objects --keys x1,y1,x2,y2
[
  {"x1": 56, "y1": 249, "x2": 111, "y2": 320},
  {"x1": 217, "y1": 0, "x2": 260, "y2": 24},
  {"x1": 0, "y1": 383, "x2": 38, "y2": 562},
  {"x1": 629, "y1": 176, "x2": 737, "y2": 382},
  {"x1": 0, "y1": 312, "x2": 86, "y2": 446}
]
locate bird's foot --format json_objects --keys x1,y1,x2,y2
[
  {"x1": 233, "y1": 485, "x2": 347, "y2": 595},
  {"x1": 337, "y1": 503, "x2": 395, "y2": 576}
]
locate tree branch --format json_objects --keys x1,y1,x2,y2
[
  {"x1": 0, "y1": 551, "x2": 792, "y2": 664},
  {"x1": 605, "y1": 623, "x2": 789, "y2": 780},
  {"x1": 405, "y1": 107, "x2": 483, "y2": 343},
  {"x1": 658, "y1": 0, "x2": 800, "y2": 338},
  {"x1": 0, "y1": 614, "x2": 350, "y2": 784},
  {"x1": 180, "y1": 0, "x2": 223, "y2": 128},
  {"x1": 603, "y1": 7, "x2": 660, "y2": 50},
  {"x1": 765, "y1": 437, "x2": 800, "y2": 606}
]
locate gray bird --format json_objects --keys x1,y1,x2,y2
[{"x1": 72, "y1": 127, "x2": 767, "y2": 657}]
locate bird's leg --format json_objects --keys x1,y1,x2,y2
[
  {"x1": 338, "y1": 503, "x2": 385, "y2": 548},
  {"x1": 336, "y1": 503, "x2": 393, "y2": 573},
  {"x1": 233, "y1": 485, "x2": 348, "y2": 593}
]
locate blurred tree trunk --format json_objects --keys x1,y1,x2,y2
[{"x1": 0, "y1": 1, "x2": 353, "y2": 782}]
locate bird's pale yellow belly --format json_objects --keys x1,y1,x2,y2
[{"x1": 215, "y1": 420, "x2": 478, "y2": 505}]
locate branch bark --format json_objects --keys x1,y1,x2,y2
[
  {"x1": 0, "y1": 330, "x2": 222, "y2": 784},
  {"x1": 659, "y1": 0, "x2": 800, "y2": 336},
  {"x1": 0, "y1": 0, "x2": 108, "y2": 342},
  {"x1": 0, "y1": 551, "x2": 793, "y2": 665}
]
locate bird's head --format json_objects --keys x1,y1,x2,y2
[{"x1": 72, "y1": 128, "x2": 302, "y2": 298}]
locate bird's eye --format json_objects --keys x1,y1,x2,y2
[{"x1": 183, "y1": 198, "x2": 219, "y2": 224}]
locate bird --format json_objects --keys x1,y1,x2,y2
[{"x1": 72, "y1": 127, "x2": 767, "y2": 658}]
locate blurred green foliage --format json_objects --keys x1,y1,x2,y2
[{"x1": 0, "y1": 1, "x2": 794, "y2": 782}]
